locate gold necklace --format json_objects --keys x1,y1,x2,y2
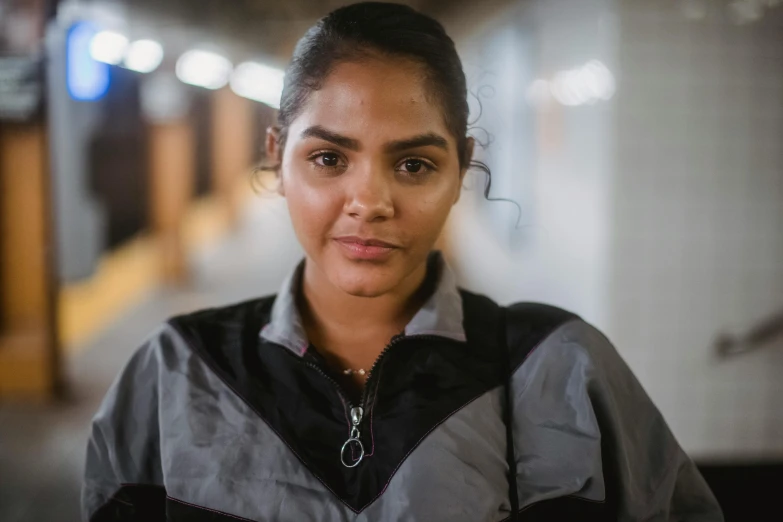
[{"x1": 342, "y1": 368, "x2": 367, "y2": 377}]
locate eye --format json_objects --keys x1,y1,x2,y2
[
  {"x1": 308, "y1": 151, "x2": 346, "y2": 172},
  {"x1": 404, "y1": 159, "x2": 423, "y2": 173},
  {"x1": 396, "y1": 158, "x2": 434, "y2": 176},
  {"x1": 316, "y1": 152, "x2": 340, "y2": 167}
]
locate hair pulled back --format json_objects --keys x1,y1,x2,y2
[{"x1": 278, "y1": 2, "x2": 471, "y2": 168}]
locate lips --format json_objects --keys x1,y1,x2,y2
[
  {"x1": 333, "y1": 236, "x2": 400, "y2": 260},
  {"x1": 334, "y1": 236, "x2": 399, "y2": 248}
]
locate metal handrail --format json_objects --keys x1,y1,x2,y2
[{"x1": 715, "y1": 308, "x2": 783, "y2": 357}]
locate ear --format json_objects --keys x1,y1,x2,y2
[
  {"x1": 265, "y1": 126, "x2": 285, "y2": 196},
  {"x1": 265, "y1": 125, "x2": 282, "y2": 162},
  {"x1": 454, "y1": 136, "x2": 475, "y2": 205}
]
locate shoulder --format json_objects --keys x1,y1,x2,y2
[
  {"x1": 166, "y1": 294, "x2": 277, "y2": 337},
  {"x1": 508, "y1": 309, "x2": 629, "y2": 388},
  {"x1": 505, "y1": 306, "x2": 652, "y2": 438},
  {"x1": 504, "y1": 301, "x2": 583, "y2": 369},
  {"x1": 109, "y1": 295, "x2": 278, "y2": 390},
  {"x1": 88, "y1": 295, "x2": 282, "y2": 473},
  {"x1": 458, "y1": 288, "x2": 590, "y2": 368},
  {"x1": 504, "y1": 309, "x2": 723, "y2": 519},
  {"x1": 151, "y1": 294, "x2": 277, "y2": 355},
  {"x1": 506, "y1": 304, "x2": 629, "y2": 394}
]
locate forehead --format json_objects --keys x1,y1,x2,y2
[{"x1": 288, "y1": 57, "x2": 452, "y2": 143}]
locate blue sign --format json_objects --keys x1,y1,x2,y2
[{"x1": 66, "y1": 22, "x2": 110, "y2": 101}]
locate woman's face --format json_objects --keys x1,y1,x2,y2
[{"x1": 270, "y1": 56, "x2": 472, "y2": 298}]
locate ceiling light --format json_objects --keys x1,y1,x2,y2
[
  {"x1": 176, "y1": 50, "x2": 232, "y2": 90},
  {"x1": 124, "y1": 39, "x2": 163, "y2": 73},
  {"x1": 229, "y1": 61, "x2": 284, "y2": 108},
  {"x1": 89, "y1": 30, "x2": 128, "y2": 65},
  {"x1": 547, "y1": 60, "x2": 615, "y2": 107}
]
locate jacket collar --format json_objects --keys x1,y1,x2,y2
[{"x1": 259, "y1": 251, "x2": 466, "y2": 356}]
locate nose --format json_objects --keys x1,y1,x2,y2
[{"x1": 343, "y1": 165, "x2": 395, "y2": 222}]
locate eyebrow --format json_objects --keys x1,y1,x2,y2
[
  {"x1": 384, "y1": 133, "x2": 449, "y2": 154},
  {"x1": 300, "y1": 125, "x2": 360, "y2": 150},
  {"x1": 299, "y1": 125, "x2": 449, "y2": 154}
]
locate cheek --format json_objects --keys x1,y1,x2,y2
[
  {"x1": 403, "y1": 182, "x2": 457, "y2": 233},
  {"x1": 283, "y1": 174, "x2": 342, "y2": 243}
]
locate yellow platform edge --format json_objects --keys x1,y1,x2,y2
[{"x1": 58, "y1": 186, "x2": 255, "y2": 354}]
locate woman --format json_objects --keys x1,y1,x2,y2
[{"x1": 82, "y1": 3, "x2": 723, "y2": 521}]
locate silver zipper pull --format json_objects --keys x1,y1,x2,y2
[
  {"x1": 341, "y1": 407, "x2": 365, "y2": 468},
  {"x1": 350, "y1": 406, "x2": 364, "y2": 426}
]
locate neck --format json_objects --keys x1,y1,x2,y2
[
  {"x1": 301, "y1": 259, "x2": 430, "y2": 337},
  {"x1": 297, "y1": 256, "x2": 437, "y2": 395}
]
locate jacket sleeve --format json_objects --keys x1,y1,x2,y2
[
  {"x1": 510, "y1": 317, "x2": 724, "y2": 521},
  {"x1": 81, "y1": 330, "x2": 167, "y2": 522},
  {"x1": 578, "y1": 321, "x2": 723, "y2": 521}
]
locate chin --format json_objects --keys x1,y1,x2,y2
[
  {"x1": 340, "y1": 285, "x2": 388, "y2": 298},
  {"x1": 329, "y1": 262, "x2": 400, "y2": 298}
]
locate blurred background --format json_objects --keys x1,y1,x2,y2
[{"x1": 0, "y1": 0, "x2": 781, "y2": 520}]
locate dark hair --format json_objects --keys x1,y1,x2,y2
[{"x1": 278, "y1": 1, "x2": 471, "y2": 167}]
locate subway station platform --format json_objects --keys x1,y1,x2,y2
[{"x1": 0, "y1": 197, "x2": 302, "y2": 522}]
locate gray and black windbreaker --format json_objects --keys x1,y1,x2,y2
[{"x1": 82, "y1": 252, "x2": 723, "y2": 521}]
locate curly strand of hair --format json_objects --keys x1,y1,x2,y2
[
  {"x1": 468, "y1": 159, "x2": 522, "y2": 229},
  {"x1": 466, "y1": 88, "x2": 495, "y2": 150}
]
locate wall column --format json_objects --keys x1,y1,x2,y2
[
  {"x1": 0, "y1": 123, "x2": 61, "y2": 398},
  {"x1": 148, "y1": 120, "x2": 195, "y2": 285},
  {"x1": 211, "y1": 88, "x2": 253, "y2": 229}
]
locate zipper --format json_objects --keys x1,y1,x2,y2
[{"x1": 305, "y1": 332, "x2": 414, "y2": 468}]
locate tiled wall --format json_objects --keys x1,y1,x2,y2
[
  {"x1": 448, "y1": 0, "x2": 617, "y2": 328},
  {"x1": 609, "y1": 0, "x2": 783, "y2": 458},
  {"x1": 447, "y1": 0, "x2": 783, "y2": 459}
]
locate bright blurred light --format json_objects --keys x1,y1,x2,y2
[
  {"x1": 547, "y1": 60, "x2": 615, "y2": 107},
  {"x1": 124, "y1": 39, "x2": 163, "y2": 73},
  {"x1": 551, "y1": 71, "x2": 584, "y2": 106},
  {"x1": 579, "y1": 60, "x2": 616, "y2": 101},
  {"x1": 176, "y1": 50, "x2": 232, "y2": 90},
  {"x1": 89, "y1": 30, "x2": 128, "y2": 65},
  {"x1": 68, "y1": 22, "x2": 110, "y2": 101},
  {"x1": 230, "y1": 62, "x2": 284, "y2": 108}
]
